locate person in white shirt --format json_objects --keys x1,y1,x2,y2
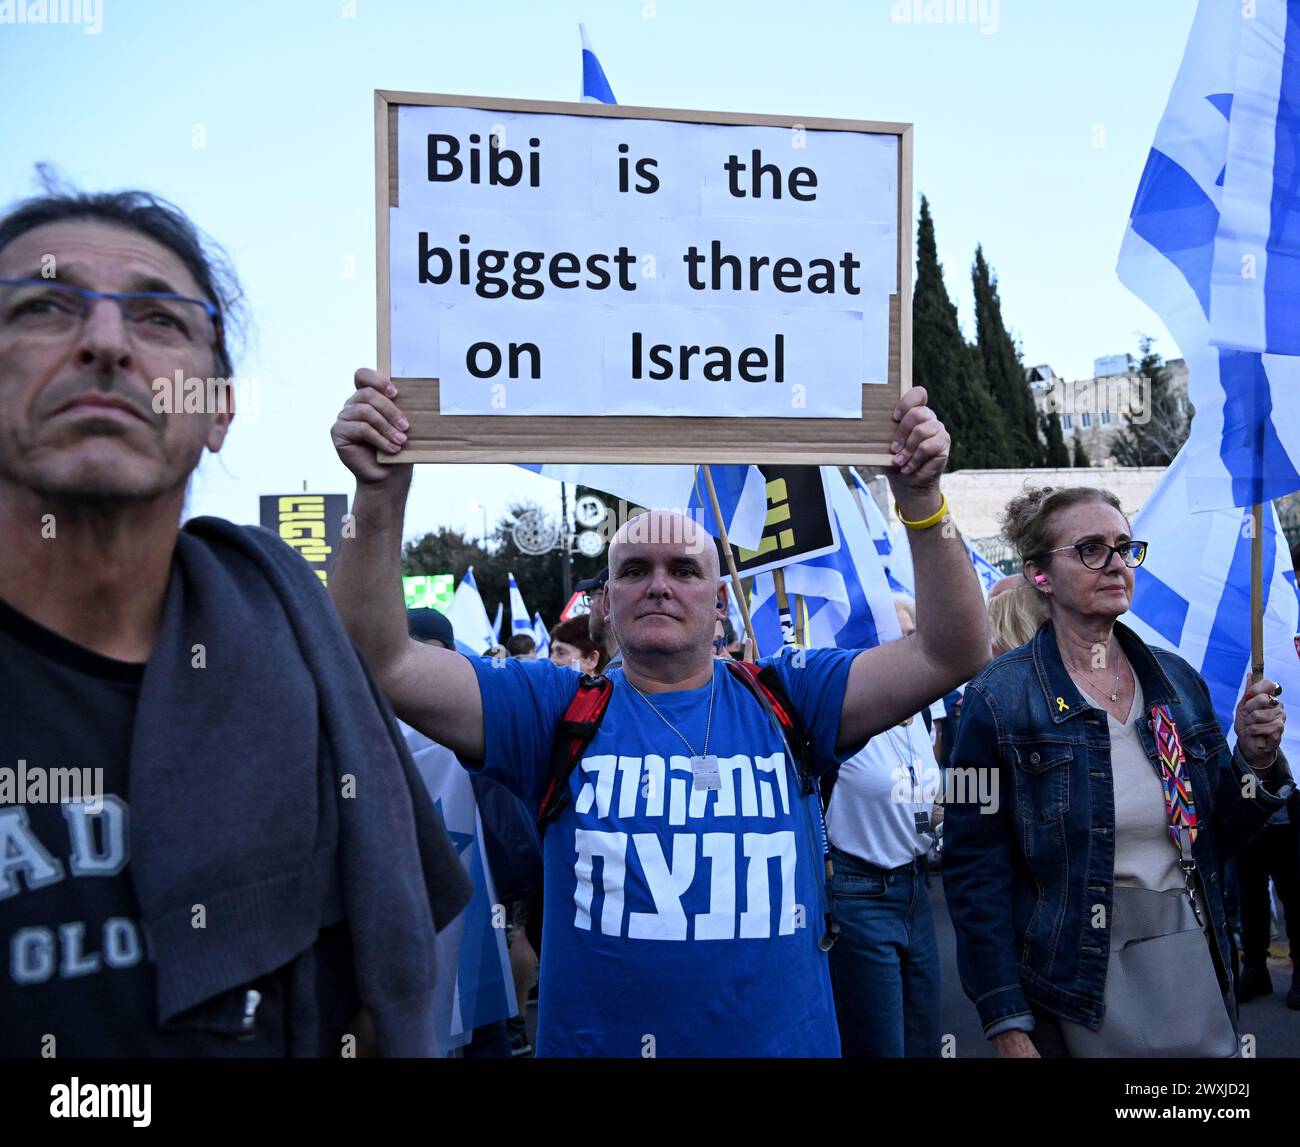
[{"x1": 824, "y1": 595, "x2": 946, "y2": 1057}]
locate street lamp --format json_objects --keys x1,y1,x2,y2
[{"x1": 467, "y1": 501, "x2": 488, "y2": 545}]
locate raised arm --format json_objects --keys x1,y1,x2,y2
[
  {"x1": 836, "y1": 388, "x2": 991, "y2": 752},
  {"x1": 329, "y1": 368, "x2": 485, "y2": 761}
]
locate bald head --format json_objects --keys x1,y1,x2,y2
[
  {"x1": 608, "y1": 510, "x2": 720, "y2": 580},
  {"x1": 988, "y1": 575, "x2": 1021, "y2": 600}
]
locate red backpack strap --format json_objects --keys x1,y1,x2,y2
[
  {"x1": 723, "y1": 660, "x2": 818, "y2": 793},
  {"x1": 538, "y1": 674, "x2": 614, "y2": 830}
]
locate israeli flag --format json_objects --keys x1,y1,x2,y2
[
  {"x1": 402, "y1": 727, "x2": 518, "y2": 1055},
  {"x1": 849, "y1": 467, "x2": 910, "y2": 594},
  {"x1": 968, "y1": 543, "x2": 1003, "y2": 599},
  {"x1": 445, "y1": 566, "x2": 495, "y2": 655},
  {"x1": 1118, "y1": 0, "x2": 1300, "y2": 511},
  {"x1": 1124, "y1": 446, "x2": 1300, "y2": 763},
  {"x1": 508, "y1": 572, "x2": 532, "y2": 636},
  {"x1": 515, "y1": 463, "x2": 769, "y2": 550},
  {"x1": 1209, "y1": 1, "x2": 1300, "y2": 357},
  {"x1": 532, "y1": 610, "x2": 551, "y2": 659},
  {"x1": 579, "y1": 23, "x2": 617, "y2": 104},
  {"x1": 490, "y1": 601, "x2": 503, "y2": 645},
  {"x1": 749, "y1": 468, "x2": 902, "y2": 653}
]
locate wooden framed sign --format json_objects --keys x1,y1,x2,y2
[{"x1": 376, "y1": 90, "x2": 911, "y2": 464}]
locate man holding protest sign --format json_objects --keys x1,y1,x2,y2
[{"x1": 329, "y1": 369, "x2": 990, "y2": 1057}]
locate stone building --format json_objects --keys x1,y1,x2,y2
[{"x1": 1026, "y1": 355, "x2": 1190, "y2": 464}]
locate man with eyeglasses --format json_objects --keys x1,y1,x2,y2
[{"x1": 0, "y1": 185, "x2": 469, "y2": 1057}]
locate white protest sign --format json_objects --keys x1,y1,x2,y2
[{"x1": 386, "y1": 101, "x2": 899, "y2": 421}]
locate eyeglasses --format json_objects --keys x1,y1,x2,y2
[
  {"x1": 0, "y1": 278, "x2": 218, "y2": 352},
  {"x1": 1037, "y1": 540, "x2": 1149, "y2": 570}
]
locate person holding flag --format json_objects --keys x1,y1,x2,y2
[
  {"x1": 943, "y1": 486, "x2": 1294, "y2": 1058},
  {"x1": 328, "y1": 369, "x2": 989, "y2": 1057}
]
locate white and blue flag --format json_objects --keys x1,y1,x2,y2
[
  {"x1": 1124, "y1": 448, "x2": 1300, "y2": 763},
  {"x1": 968, "y1": 543, "x2": 1003, "y2": 599},
  {"x1": 402, "y1": 727, "x2": 517, "y2": 1054},
  {"x1": 849, "y1": 467, "x2": 909, "y2": 594},
  {"x1": 532, "y1": 610, "x2": 550, "y2": 659},
  {"x1": 1118, "y1": 0, "x2": 1300, "y2": 511},
  {"x1": 749, "y1": 468, "x2": 902, "y2": 653},
  {"x1": 579, "y1": 23, "x2": 617, "y2": 104},
  {"x1": 490, "y1": 601, "x2": 504, "y2": 645},
  {"x1": 508, "y1": 572, "x2": 532, "y2": 636},
  {"x1": 1209, "y1": 1, "x2": 1300, "y2": 357},
  {"x1": 445, "y1": 566, "x2": 495, "y2": 655}
]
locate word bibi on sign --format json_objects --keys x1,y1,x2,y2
[{"x1": 385, "y1": 98, "x2": 900, "y2": 426}]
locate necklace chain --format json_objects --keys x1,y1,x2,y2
[
  {"x1": 1065, "y1": 642, "x2": 1126, "y2": 702},
  {"x1": 625, "y1": 665, "x2": 716, "y2": 758}
]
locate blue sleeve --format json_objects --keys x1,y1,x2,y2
[
  {"x1": 467, "y1": 656, "x2": 580, "y2": 811},
  {"x1": 764, "y1": 646, "x2": 859, "y2": 769},
  {"x1": 939, "y1": 680, "x2": 1034, "y2": 1034},
  {"x1": 984, "y1": 1014, "x2": 1035, "y2": 1039}
]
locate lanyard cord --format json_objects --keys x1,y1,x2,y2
[{"x1": 624, "y1": 664, "x2": 716, "y2": 758}]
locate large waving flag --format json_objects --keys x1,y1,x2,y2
[
  {"x1": 444, "y1": 566, "x2": 495, "y2": 655},
  {"x1": 579, "y1": 23, "x2": 617, "y2": 104},
  {"x1": 516, "y1": 463, "x2": 769, "y2": 550},
  {"x1": 749, "y1": 468, "x2": 902, "y2": 653},
  {"x1": 402, "y1": 726, "x2": 517, "y2": 1054},
  {"x1": 532, "y1": 610, "x2": 550, "y2": 658},
  {"x1": 508, "y1": 572, "x2": 532, "y2": 636},
  {"x1": 1118, "y1": 0, "x2": 1300, "y2": 511},
  {"x1": 1209, "y1": 2, "x2": 1300, "y2": 356},
  {"x1": 1124, "y1": 448, "x2": 1300, "y2": 763}
]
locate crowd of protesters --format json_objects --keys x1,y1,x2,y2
[{"x1": 1, "y1": 182, "x2": 1296, "y2": 1059}]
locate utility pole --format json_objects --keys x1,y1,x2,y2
[{"x1": 560, "y1": 481, "x2": 573, "y2": 600}]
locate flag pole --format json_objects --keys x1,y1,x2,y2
[
  {"x1": 772, "y1": 568, "x2": 796, "y2": 649},
  {"x1": 794, "y1": 592, "x2": 807, "y2": 648},
  {"x1": 702, "y1": 464, "x2": 760, "y2": 658},
  {"x1": 1251, "y1": 502, "x2": 1264, "y2": 685}
]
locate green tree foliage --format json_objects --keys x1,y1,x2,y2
[
  {"x1": 912, "y1": 196, "x2": 1010, "y2": 469},
  {"x1": 1042, "y1": 410, "x2": 1071, "y2": 467},
  {"x1": 972, "y1": 245, "x2": 1043, "y2": 466},
  {"x1": 1072, "y1": 430, "x2": 1091, "y2": 468}
]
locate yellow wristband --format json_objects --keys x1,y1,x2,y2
[{"x1": 894, "y1": 492, "x2": 949, "y2": 531}]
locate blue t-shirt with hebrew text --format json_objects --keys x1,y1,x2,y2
[{"x1": 470, "y1": 648, "x2": 859, "y2": 1057}]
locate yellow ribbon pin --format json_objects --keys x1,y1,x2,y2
[{"x1": 1056, "y1": 697, "x2": 1068, "y2": 712}]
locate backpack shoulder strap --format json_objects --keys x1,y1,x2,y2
[{"x1": 538, "y1": 674, "x2": 614, "y2": 830}]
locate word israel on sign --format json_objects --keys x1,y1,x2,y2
[{"x1": 388, "y1": 104, "x2": 898, "y2": 420}]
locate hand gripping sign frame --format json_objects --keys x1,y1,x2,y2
[{"x1": 375, "y1": 90, "x2": 912, "y2": 465}]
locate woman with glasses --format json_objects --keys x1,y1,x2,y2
[{"x1": 942, "y1": 486, "x2": 1295, "y2": 1058}]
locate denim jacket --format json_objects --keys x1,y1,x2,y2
[{"x1": 941, "y1": 619, "x2": 1295, "y2": 1034}]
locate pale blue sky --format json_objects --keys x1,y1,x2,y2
[{"x1": 0, "y1": 0, "x2": 1195, "y2": 539}]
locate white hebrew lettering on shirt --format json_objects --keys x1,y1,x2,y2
[
  {"x1": 573, "y1": 828, "x2": 628, "y2": 935},
  {"x1": 575, "y1": 755, "x2": 618, "y2": 817},
  {"x1": 694, "y1": 831, "x2": 737, "y2": 940},
  {"x1": 627, "y1": 833, "x2": 696, "y2": 940},
  {"x1": 753, "y1": 752, "x2": 790, "y2": 816},
  {"x1": 568, "y1": 829, "x2": 799, "y2": 942},
  {"x1": 740, "y1": 831, "x2": 797, "y2": 939}
]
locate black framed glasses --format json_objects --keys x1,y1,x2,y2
[
  {"x1": 0, "y1": 278, "x2": 218, "y2": 351},
  {"x1": 1038, "y1": 540, "x2": 1149, "y2": 570}
]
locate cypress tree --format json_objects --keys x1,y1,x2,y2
[
  {"x1": 1072, "y1": 430, "x2": 1091, "y2": 468},
  {"x1": 912, "y1": 196, "x2": 1009, "y2": 469},
  {"x1": 973, "y1": 245, "x2": 1042, "y2": 466},
  {"x1": 1042, "y1": 411, "x2": 1070, "y2": 467}
]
